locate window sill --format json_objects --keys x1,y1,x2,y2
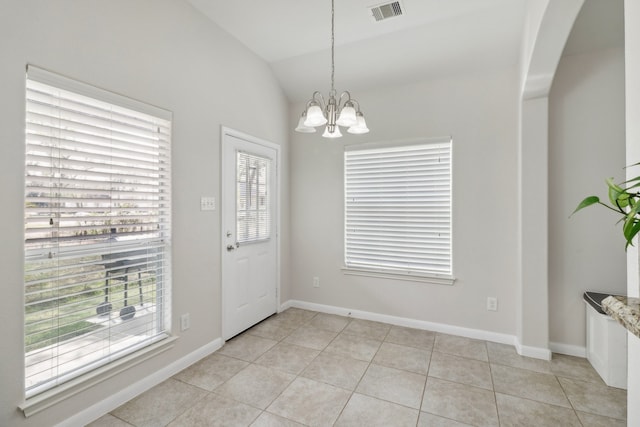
[
  {"x1": 20, "y1": 335, "x2": 177, "y2": 418},
  {"x1": 341, "y1": 266, "x2": 456, "y2": 285}
]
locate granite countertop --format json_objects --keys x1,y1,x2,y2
[{"x1": 602, "y1": 295, "x2": 640, "y2": 339}]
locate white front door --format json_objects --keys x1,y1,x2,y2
[{"x1": 221, "y1": 128, "x2": 279, "y2": 340}]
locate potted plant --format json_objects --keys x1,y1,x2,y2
[{"x1": 572, "y1": 163, "x2": 640, "y2": 249}]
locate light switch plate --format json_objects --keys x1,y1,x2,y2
[
  {"x1": 181, "y1": 313, "x2": 190, "y2": 331},
  {"x1": 200, "y1": 196, "x2": 215, "y2": 211}
]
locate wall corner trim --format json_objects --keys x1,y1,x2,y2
[
  {"x1": 279, "y1": 300, "x2": 294, "y2": 312},
  {"x1": 515, "y1": 339, "x2": 552, "y2": 360},
  {"x1": 549, "y1": 341, "x2": 586, "y2": 358}
]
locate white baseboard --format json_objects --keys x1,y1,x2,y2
[
  {"x1": 278, "y1": 299, "x2": 294, "y2": 312},
  {"x1": 515, "y1": 340, "x2": 552, "y2": 361},
  {"x1": 284, "y1": 299, "x2": 516, "y2": 347},
  {"x1": 549, "y1": 341, "x2": 586, "y2": 358},
  {"x1": 57, "y1": 338, "x2": 223, "y2": 427},
  {"x1": 286, "y1": 300, "x2": 589, "y2": 362}
]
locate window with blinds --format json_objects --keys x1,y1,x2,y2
[
  {"x1": 24, "y1": 66, "x2": 172, "y2": 397},
  {"x1": 236, "y1": 151, "x2": 271, "y2": 243},
  {"x1": 344, "y1": 140, "x2": 452, "y2": 278}
]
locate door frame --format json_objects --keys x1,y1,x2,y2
[{"x1": 220, "y1": 126, "x2": 281, "y2": 340}]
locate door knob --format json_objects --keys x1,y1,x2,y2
[{"x1": 226, "y1": 242, "x2": 239, "y2": 251}]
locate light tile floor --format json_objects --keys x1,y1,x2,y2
[{"x1": 88, "y1": 308, "x2": 627, "y2": 427}]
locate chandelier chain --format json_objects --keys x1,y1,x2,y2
[{"x1": 331, "y1": 0, "x2": 335, "y2": 93}]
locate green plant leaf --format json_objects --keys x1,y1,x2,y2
[
  {"x1": 623, "y1": 203, "x2": 640, "y2": 232},
  {"x1": 622, "y1": 175, "x2": 640, "y2": 185},
  {"x1": 626, "y1": 199, "x2": 640, "y2": 222},
  {"x1": 626, "y1": 181, "x2": 640, "y2": 190},
  {"x1": 617, "y1": 192, "x2": 631, "y2": 207},
  {"x1": 623, "y1": 217, "x2": 633, "y2": 237},
  {"x1": 572, "y1": 163, "x2": 640, "y2": 249},
  {"x1": 570, "y1": 196, "x2": 600, "y2": 216},
  {"x1": 606, "y1": 177, "x2": 623, "y2": 190},
  {"x1": 622, "y1": 163, "x2": 640, "y2": 187},
  {"x1": 607, "y1": 178, "x2": 627, "y2": 207},
  {"x1": 624, "y1": 220, "x2": 640, "y2": 249}
]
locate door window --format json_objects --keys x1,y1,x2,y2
[{"x1": 236, "y1": 151, "x2": 271, "y2": 243}]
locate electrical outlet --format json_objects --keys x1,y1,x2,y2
[
  {"x1": 181, "y1": 313, "x2": 190, "y2": 331},
  {"x1": 313, "y1": 276, "x2": 320, "y2": 288},
  {"x1": 487, "y1": 297, "x2": 498, "y2": 311},
  {"x1": 200, "y1": 196, "x2": 216, "y2": 211}
]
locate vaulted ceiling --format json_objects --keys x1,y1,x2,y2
[{"x1": 186, "y1": 0, "x2": 623, "y2": 102}]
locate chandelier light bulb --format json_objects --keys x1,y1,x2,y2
[
  {"x1": 295, "y1": 114, "x2": 316, "y2": 133},
  {"x1": 322, "y1": 126, "x2": 342, "y2": 138},
  {"x1": 347, "y1": 113, "x2": 370, "y2": 134},
  {"x1": 304, "y1": 104, "x2": 328, "y2": 127},
  {"x1": 336, "y1": 104, "x2": 357, "y2": 127}
]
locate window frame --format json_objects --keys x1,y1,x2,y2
[
  {"x1": 343, "y1": 138, "x2": 455, "y2": 285},
  {"x1": 22, "y1": 65, "x2": 173, "y2": 406}
]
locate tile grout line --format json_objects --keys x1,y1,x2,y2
[
  {"x1": 485, "y1": 341, "x2": 502, "y2": 427},
  {"x1": 164, "y1": 381, "x2": 210, "y2": 427},
  {"x1": 210, "y1": 312, "x2": 317, "y2": 425},
  {"x1": 260, "y1": 310, "x2": 350, "y2": 426},
  {"x1": 555, "y1": 373, "x2": 587, "y2": 427},
  {"x1": 330, "y1": 319, "x2": 428, "y2": 425},
  {"x1": 316, "y1": 316, "x2": 357, "y2": 427},
  {"x1": 258, "y1": 310, "x2": 321, "y2": 424},
  {"x1": 329, "y1": 323, "x2": 384, "y2": 426},
  {"x1": 288, "y1": 311, "x2": 355, "y2": 426},
  {"x1": 415, "y1": 345, "x2": 434, "y2": 425},
  {"x1": 109, "y1": 412, "x2": 135, "y2": 427}
]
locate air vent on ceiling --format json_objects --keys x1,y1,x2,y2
[{"x1": 370, "y1": 1, "x2": 403, "y2": 22}]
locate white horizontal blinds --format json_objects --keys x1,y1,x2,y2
[
  {"x1": 236, "y1": 151, "x2": 271, "y2": 243},
  {"x1": 24, "y1": 66, "x2": 172, "y2": 397},
  {"x1": 345, "y1": 141, "x2": 452, "y2": 275}
]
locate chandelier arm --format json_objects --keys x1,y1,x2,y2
[
  {"x1": 338, "y1": 91, "x2": 352, "y2": 109},
  {"x1": 311, "y1": 91, "x2": 326, "y2": 110},
  {"x1": 349, "y1": 98, "x2": 362, "y2": 112}
]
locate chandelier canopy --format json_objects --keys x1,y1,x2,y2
[{"x1": 295, "y1": 0, "x2": 369, "y2": 137}]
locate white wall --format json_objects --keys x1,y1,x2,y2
[
  {"x1": 625, "y1": 0, "x2": 640, "y2": 424},
  {"x1": 548, "y1": 47, "x2": 626, "y2": 350},
  {"x1": 0, "y1": 1, "x2": 289, "y2": 426},
  {"x1": 290, "y1": 66, "x2": 519, "y2": 336},
  {"x1": 625, "y1": 2, "x2": 640, "y2": 301}
]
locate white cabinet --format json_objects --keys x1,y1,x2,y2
[{"x1": 585, "y1": 296, "x2": 627, "y2": 389}]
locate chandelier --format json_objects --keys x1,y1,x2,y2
[{"x1": 295, "y1": 0, "x2": 369, "y2": 138}]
